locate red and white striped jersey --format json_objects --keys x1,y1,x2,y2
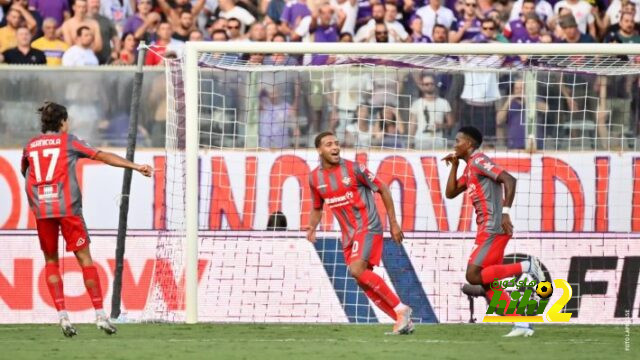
[
  {"x1": 22, "y1": 132, "x2": 99, "y2": 219},
  {"x1": 458, "y1": 152, "x2": 505, "y2": 234},
  {"x1": 309, "y1": 159, "x2": 384, "y2": 245}
]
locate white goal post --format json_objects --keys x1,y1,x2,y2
[{"x1": 182, "y1": 42, "x2": 640, "y2": 324}]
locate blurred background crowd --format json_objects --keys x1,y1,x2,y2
[
  {"x1": 0, "y1": 0, "x2": 638, "y2": 151},
  {"x1": 1, "y1": 0, "x2": 639, "y2": 66}
]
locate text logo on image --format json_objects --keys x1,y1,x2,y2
[{"x1": 482, "y1": 279, "x2": 573, "y2": 323}]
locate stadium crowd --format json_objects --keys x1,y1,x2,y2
[
  {"x1": 0, "y1": 0, "x2": 638, "y2": 150},
  {"x1": 0, "y1": 0, "x2": 638, "y2": 65}
]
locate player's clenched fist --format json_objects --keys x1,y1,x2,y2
[
  {"x1": 137, "y1": 164, "x2": 153, "y2": 177},
  {"x1": 390, "y1": 221, "x2": 403, "y2": 244},
  {"x1": 306, "y1": 227, "x2": 317, "y2": 244}
]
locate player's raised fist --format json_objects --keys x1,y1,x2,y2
[{"x1": 137, "y1": 164, "x2": 153, "y2": 177}]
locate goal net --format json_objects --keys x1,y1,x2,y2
[{"x1": 142, "y1": 43, "x2": 640, "y2": 324}]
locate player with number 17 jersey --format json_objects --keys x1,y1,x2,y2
[
  {"x1": 22, "y1": 101, "x2": 152, "y2": 337},
  {"x1": 23, "y1": 132, "x2": 99, "y2": 222}
]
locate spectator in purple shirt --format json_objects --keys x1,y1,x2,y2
[
  {"x1": 504, "y1": 0, "x2": 536, "y2": 41},
  {"x1": 28, "y1": 0, "x2": 69, "y2": 27},
  {"x1": 356, "y1": 0, "x2": 376, "y2": 27},
  {"x1": 449, "y1": 0, "x2": 482, "y2": 42},
  {"x1": 279, "y1": 0, "x2": 311, "y2": 40},
  {"x1": 497, "y1": 78, "x2": 547, "y2": 149},
  {"x1": 409, "y1": 15, "x2": 431, "y2": 42},
  {"x1": 470, "y1": 18, "x2": 500, "y2": 42},
  {"x1": 123, "y1": 0, "x2": 157, "y2": 41},
  {"x1": 517, "y1": 13, "x2": 544, "y2": 43},
  {"x1": 310, "y1": 4, "x2": 342, "y2": 65}
]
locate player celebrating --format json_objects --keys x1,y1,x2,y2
[
  {"x1": 443, "y1": 126, "x2": 545, "y2": 337},
  {"x1": 21, "y1": 102, "x2": 153, "y2": 337},
  {"x1": 307, "y1": 132, "x2": 413, "y2": 335}
]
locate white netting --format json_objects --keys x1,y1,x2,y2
[{"x1": 141, "y1": 50, "x2": 640, "y2": 323}]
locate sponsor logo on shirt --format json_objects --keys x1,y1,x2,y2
[
  {"x1": 37, "y1": 184, "x2": 59, "y2": 202},
  {"x1": 326, "y1": 191, "x2": 354, "y2": 208}
]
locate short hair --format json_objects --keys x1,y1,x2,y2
[
  {"x1": 482, "y1": 18, "x2": 496, "y2": 27},
  {"x1": 315, "y1": 131, "x2": 335, "y2": 148},
  {"x1": 458, "y1": 126, "x2": 483, "y2": 148},
  {"x1": 271, "y1": 31, "x2": 286, "y2": 41},
  {"x1": 620, "y1": 11, "x2": 635, "y2": 21},
  {"x1": 38, "y1": 102, "x2": 68, "y2": 133},
  {"x1": 339, "y1": 32, "x2": 353, "y2": 40},
  {"x1": 432, "y1": 24, "x2": 447, "y2": 33},
  {"x1": 227, "y1": 17, "x2": 241, "y2": 26},
  {"x1": 523, "y1": 0, "x2": 536, "y2": 5},
  {"x1": 16, "y1": 25, "x2": 30, "y2": 33},
  {"x1": 422, "y1": 72, "x2": 436, "y2": 81},
  {"x1": 266, "y1": 211, "x2": 288, "y2": 231},
  {"x1": 43, "y1": 17, "x2": 58, "y2": 27},
  {"x1": 76, "y1": 25, "x2": 91, "y2": 37}
]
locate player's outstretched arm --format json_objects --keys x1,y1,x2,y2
[
  {"x1": 94, "y1": 151, "x2": 153, "y2": 177},
  {"x1": 377, "y1": 184, "x2": 404, "y2": 244},
  {"x1": 497, "y1": 171, "x2": 517, "y2": 234},
  {"x1": 306, "y1": 208, "x2": 323, "y2": 243},
  {"x1": 443, "y1": 154, "x2": 466, "y2": 199}
]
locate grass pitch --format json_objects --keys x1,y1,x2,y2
[{"x1": 1, "y1": 324, "x2": 635, "y2": 359}]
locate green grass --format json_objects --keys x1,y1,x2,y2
[{"x1": 1, "y1": 324, "x2": 636, "y2": 360}]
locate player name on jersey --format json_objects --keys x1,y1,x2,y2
[{"x1": 29, "y1": 138, "x2": 61, "y2": 148}]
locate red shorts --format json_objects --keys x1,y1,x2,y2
[
  {"x1": 35, "y1": 216, "x2": 91, "y2": 254},
  {"x1": 343, "y1": 233, "x2": 383, "y2": 266},
  {"x1": 468, "y1": 232, "x2": 511, "y2": 268}
]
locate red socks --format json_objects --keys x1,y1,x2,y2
[
  {"x1": 356, "y1": 269, "x2": 401, "y2": 318},
  {"x1": 82, "y1": 265, "x2": 103, "y2": 310},
  {"x1": 481, "y1": 263, "x2": 523, "y2": 285},
  {"x1": 358, "y1": 280, "x2": 398, "y2": 321},
  {"x1": 45, "y1": 263, "x2": 65, "y2": 311}
]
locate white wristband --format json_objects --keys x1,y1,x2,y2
[{"x1": 502, "y1": 207, "x2": 511, "y2": 215}]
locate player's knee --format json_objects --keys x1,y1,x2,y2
[
  {"x1": 84, "y1": 279, "x2": 96, "y2": 288},
  {"x1": 47, "y1": 275, "x2": 60, "y2": 284},
  {"x1": 466, "y1": 269, "x2": 482, "y2": 285},
  {"x1": 74, "y1": 248, "x2": 93, "y2": 267},
  {"x1": 349, "y1": 262, "x2": 366, "y2": 279}
]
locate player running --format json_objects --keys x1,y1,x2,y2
[
  {"x1": 307, "y1": 132, "x2": 413, "y2": 335},
  {"x1": 443, "y1": 126, "x2": 545, "y2": 337},
  {"x1": 21, "y1": 102, "x2": 153, "y2": 337}
]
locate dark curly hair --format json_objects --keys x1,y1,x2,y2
[{"x1": 38, "y1": 101, "x2": 68, "y2": 133}]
